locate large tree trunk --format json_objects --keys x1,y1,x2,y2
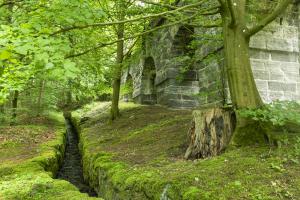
[
  {"x1": 220, "y1": 2, "x2": 268, "y2": 146},
  {"x1": 110, "y1": 35, "x2": 123, "y2": 120},
  {"x1": 222, "y1": 5, "x2": 263, "y2": 109},
  {"x1": 111, "y1": 75, "x2": 121, "y2": 120},
  {"x1": 185, "y1": 108, "x2": 235, "y2": 159},
  {"x1": 110, "y1": 4, "x2": 125, "y2": 121}
]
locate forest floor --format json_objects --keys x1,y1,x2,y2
[
  {"x1": 75, "y1": 102, "x2": 300, "y2": 200},
  {"x1": 0, "y1": 113, "x2": 100, "y2": 200}
]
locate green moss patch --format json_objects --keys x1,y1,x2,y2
[{"x1": 75, "y1": 102, "x2": 300, "y2": 200}]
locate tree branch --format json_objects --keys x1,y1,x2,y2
[
  {"x1": 51, "y1": 0, "x2": 208, "y2": 36},
  {"x1": 190, "y1": 23, "x2": 222, "y2": 28},
  {"x1": 246, "y1": 0, "x2": 292, "y2": 37},
  {"x1": 199, "y1": 45, "x2": 224, "y2": 62},
  {"x1": 137, "y1": 0, "x2": 177, "y2": 10},
  {"x1": 124, "y1": 38, "x2": 139, "y2": 60},
  {"x1": 201, "y1": 6, "x2": 221, "y2": 15},
  {"x1": 66, "y1": 13, "x2": 199, "y2": 58}
]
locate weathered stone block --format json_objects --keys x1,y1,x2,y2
[
  {"x1": 266, "y1": 61, "x2": 281, "y2": 71},
  {"x1": 292, "y1": 94, "x2": 300, "y2": 101},
  {"x1": 293, "y1": 39, "x2": 299, "y2": 52},
  {"x1": 269, "y1": 91, "x2": 284, "y2": 101},
  {"x1": 250, "y1": 36, "x2": 267, "y2": 49},
  {"x1": 266, "y1": 38, "x2": 294, "y2": 52},
  {"x1": 250, "y1": 49, "x2": 270, "y2": 60},
  {"x1": 255, "y1": 80, "x2": 268, "y2": 90},
  {"x1": 253, "y1": 70, "x2": 269, "y2": 80},
  {"x1": 166, "y1": 99, "x2": 198, "y2": 108},
  {"x1": 259, "y1": 24, "x2": 284, "y2": 38},
  {"x1": 134, "y1": 94, "x2": 157, "y2": 105},
  {"x1": 269, "y1": 71, "x2": 284, "y2": 81},
  {"x1": 166, "y1": 68, "x2": 179, "y2": 79},
  {"x1": 180, "y1": 86, "x2": 199, "y2": 95},
  {"x1": 180, "y1": 100, "x2": 199, "y2": 108},
  {"x1": 284, "y1": 72, "x2": 299, "y2": 82},
  {"x1": 181, "y1": 94, "x2": 198, "y2": 101},
  {"x1": 163, "y1": 86, "x2": 181, "y2": 94},
  {"x1": 250, "y1": 59, "x2": 266, "y2": 70},
  {"x1": 255, "y1": 28, "x2": 273, "y2": 38},
  {"x1": 283, "y1": 26, "x2": 298, "y2": 39},
  {"x1": 283, "y1": 91, "x2": 293, "y2": 100},
  {"x1": 268, "y1": 81, "x2": 296, "y2": 92},
  {"x1": 271, "y1": 52, "x2": 298, "y2": 62},
  {"x1": 270, "y1": 27, "x2": 284, "y2": 38},
  {"x1": 178, "y1": 81, "x2": 199, "y2": 87},
  {"x1": 280, "y1": 62, "x2": 299, "y2": 73},
  {"x1": 155, "y1": 70, "x2": 167, "y2": 85}
]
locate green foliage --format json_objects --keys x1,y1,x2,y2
[
  {"x1": 0, "y1": 0, "x2": 114, "y2": 110},
  {"x1": 238, "y1": 101, "x2": 300, "y2": 126}
]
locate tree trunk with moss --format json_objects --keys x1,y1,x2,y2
[
  {"x1": 218, "y1": 0, "x2": 291, "y2": 145},
  {"x1": 221, "y1": 9, "x2": 263, "y2": 109},
  {"x1": 111, "y1": 1, "x2": 125, "y2": 121}
]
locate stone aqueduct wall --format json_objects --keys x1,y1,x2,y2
[
  {"x1": 250, "y1": 21, "x2": 300, "y2": 102},
  {"x1": 122, "y1": 7, "x2": 300, "y2": 108}
]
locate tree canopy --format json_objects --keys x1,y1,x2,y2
[{"x1": 0, "y1": 0, "x2": 294, "y2": 122}]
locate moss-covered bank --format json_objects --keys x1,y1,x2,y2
[
  {"x1": 0, "y1": 113, "x2": 101, "y2": 200},
  {"x1": 73, "y1": 102, "x2": 300, "y2": 200}
]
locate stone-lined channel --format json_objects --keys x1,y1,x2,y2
[{"x1": 56, "y1": 118, "x2": 97, "y2": 196}]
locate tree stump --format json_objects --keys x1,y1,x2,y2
[{"x1": 184, "y1": 108, "x2": 235, "y2": 159}]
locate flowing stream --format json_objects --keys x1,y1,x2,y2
[{"x1": 56, "y1": 118, "x2": 96, "y2": 196}]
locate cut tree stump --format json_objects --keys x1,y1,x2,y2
[{"x1": 184, "y1": 108, "x2": 235, "y2": 159}]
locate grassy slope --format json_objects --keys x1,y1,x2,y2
[
  {"x1": 75, "y1": 102, "x2": 300, "y2": 200},
  {"x1": 0, "y1": 112, "x2": 101, "y2": 200}
]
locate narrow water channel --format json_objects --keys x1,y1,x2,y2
[{"x1": 56, "y1": 118, "x2": 97, "y2": 197}]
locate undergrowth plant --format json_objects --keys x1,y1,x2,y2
[{"x1": 238, "y1": 101, "x2": 300, "y2": 126}]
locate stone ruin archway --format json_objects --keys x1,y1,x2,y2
[
  {"x1": 158, "y1": 25, "x2": 199, "y2": 108},
  {"x1": 122, "y1": 73, "x2": 133, "y2": 102},
  {"x1": 140, "y1": 57, "x2": 157, "y2": 105},
  {"x1": 172, "y1": 25, "x2": 198, "y2": 85}
]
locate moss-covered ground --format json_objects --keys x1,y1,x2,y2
[
  {"x1": 0, "y1": 112, "x2": 101, "y2": 200},
  {"x1": 75, "y1": 102, "x2": 300, "y2": 200}
]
